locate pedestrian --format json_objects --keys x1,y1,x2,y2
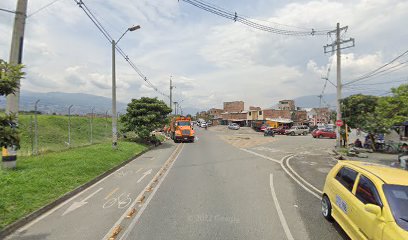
[{"x1": 354, "y1": 138, "x2": 362, "y2": 148}]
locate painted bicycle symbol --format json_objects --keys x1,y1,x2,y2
[{"x1": 103, "y1": 193, "x2": 132, "y2": 209}]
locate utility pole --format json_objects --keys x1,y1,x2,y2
[
  {"x1": 6, "y1": 0, "x2": 28, "y2": 117},
  {"x1": 2, "y1": 0, "x2": 28, "y2": 169},
  {"x1": 324, "y1": 23, "x2": 355, "y2": 148},
  {"x1": 169, "y1": 76, "x2": 174, "y2": 113}
]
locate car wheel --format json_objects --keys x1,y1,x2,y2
[
  {"x1": 303, "y1": 131, "x2": 308, "y2": 135},
  {"x1": 290, "y1": 132, "x2": 295, "y2": 136},
  {"x1": 322, "y1": 195, "x2": 333, "y2": 221}
]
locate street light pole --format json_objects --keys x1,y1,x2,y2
[
  {"x1": 174, "y1": 102, "x2": 178, "y2": 115},
  {"x1": 111, "y1": 25, "x2": 140, "y2": 149}
]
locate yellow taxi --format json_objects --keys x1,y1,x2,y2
[{"x1": 322, "y1": 161, "x2": 408, "y2": 240}]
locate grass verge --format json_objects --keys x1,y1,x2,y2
[{"x1": 0, "y1": 141, "x2": 147, "y2": 230}]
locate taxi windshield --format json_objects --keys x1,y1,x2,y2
[
  {"x1": 177, "y1": 121, "x2": 191, "y2": 126},
  {"x1": 383, "y1": 184, "x2": 408, "y2": 231}
]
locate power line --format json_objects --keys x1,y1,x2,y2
[
  {"x1": 0, "y1": 7, "x2": 19, "y2": 14},
  {"x1": 27, "y1": 0, "x2": 64, "y2": 18},
  {"x1": 180, "y1": 0, "x2": 329, "y2": 36},
  {"x1": 343, "y1": 49, "x2": 408, "y2": 86},
  {"x1": 344, "y1": 77, "x2": 408, "y2": 88},
  {"x1": 72, "y1": 0, "x2": 169, "y2": 98}
]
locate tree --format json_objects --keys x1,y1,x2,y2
[
  {"x1": 376, "y1": 84, "x2": 408, "y2": 128},
  {"x1": 341, "y1": 94, "x2": 379, "y2": 130},
  {"x1": 0, "y1": 59, "x2": 24, "y2": 95},
  {"x1": 121, "y1": 97, "x2": 172, "y2": 143},
  {"x1": 0, "y1": 60, "x2": 24, "y2": 149}
]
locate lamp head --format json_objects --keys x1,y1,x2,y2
[{"x1": 128, "y1": 25, "x2": 141, "y2": 31}]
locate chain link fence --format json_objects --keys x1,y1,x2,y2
[{"x1": 18, "y1": 113, "x2": 113, "y2": 156}]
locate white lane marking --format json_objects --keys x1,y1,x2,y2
[
  {"x1": 120, "y1": 144, "x2": 185, "y2": 240},
  {"x1": 242, "y1": 150, "x2": 321, "y2": 199},
  {"x1": 17, "y1": 160, "x2": 124, "y2": 232},
  {"x1": 100, "y1": 143, "x2": 183, "y2": 240},
  {"x1": 280, "y1": 155, "x2": 321, "y2": 199},
  {"x1": 135, "y1": 167, "x2": 143, "y2": 173},
  {"x1": 285, "y1": 156, "x2": 323, "y2": 195},
  {"x1": 62, "y1": 188, "x2": 103, "y2": 216},
  {"x1": 137, "y1": 169, "x2": 152, "y2": 183},
  {"x1": 103, "y1": 192, "x2": 132, "y2": 209},
  {"x1": 269, "y1": 174, "x2": 295, "y2": 240},
  {"x1": 240, "y1": 148, "x2": 281, "y2": 164}
]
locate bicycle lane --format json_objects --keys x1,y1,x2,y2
[{"x1": 7, "y1": 141, "x2": 182, "y2": 240}]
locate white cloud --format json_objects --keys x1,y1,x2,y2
[{"x1": 1, "y1": 0, "x2": 407, "y2": 113}]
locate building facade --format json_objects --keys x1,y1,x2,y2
[
  {"x1": 223, "y1": 101, "x2": 244, "y2": 113},
  {"x1": 278, "y1": 100, "x2": 295, "y2": 111}
]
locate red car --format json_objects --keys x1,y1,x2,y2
[
  {"x1": 273, "y1": 126, "x2": 290, "y2": 135},
  {"x1": 312, "y1": 129, "x2": 336, "y2": 139}
]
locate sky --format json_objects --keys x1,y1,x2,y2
[{"x1": 1, "y1": 0, "x2": 408, "y2": 113}]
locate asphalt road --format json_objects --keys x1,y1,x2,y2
[{"x1": 8, "y1": 126, "x2": 350, "y2": 240}]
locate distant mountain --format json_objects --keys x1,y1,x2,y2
[
  {"x1": 294, "y1": 92, "x2": 356, "y2": 109},
  {"x1": 0, "y1": 91, "x2": 127, "y2": 115}
]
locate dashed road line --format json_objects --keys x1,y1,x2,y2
[
  {"x1": 119, "y1": 143, "x2": 185, "y2": 240},
  {"x1": 105, "y1": 187, "x2": 119, "y2": 200},
  {"x1": 100, "y1": 143, "x2": 184, "y2": 240}
]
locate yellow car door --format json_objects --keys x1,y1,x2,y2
[
  {"x1": 331, "y1": 166, "x2": 361, "y2": 238},
  {"x1": 350, "y1": 174, "x2": 385, "y2": 240}
]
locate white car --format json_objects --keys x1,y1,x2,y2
[
  {"x1": 285, "y1": 125, "x2": 309, "y2": 136},
  {"x1": 228, "y1": 123, "x2": 240, "y2": 130},
  {"x1": 200, "y1": 122, "x2": 207, "y2": 128}
]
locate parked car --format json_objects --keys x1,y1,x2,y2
[
  {"x1": 200, "y1": 122, "x2": 207, "y2": 128},
  {"x1": 274, "y1": 126, "x2": 290, "y2": 135},
  {"x1": 260, "y1": 125, "x2": 268, "y2": 132},
  {"x1": 322, "y1": 161, "x2": 408, "y2": 240},
  {"x1": 285, "y1": 125, "x2": 309, "y2": 136},
  {"x1": 312, "y1": 129, "x2": 336, "y2": 139},
  {"x1": 228, "y1": 123, "x2": 240, "y2": 130}
]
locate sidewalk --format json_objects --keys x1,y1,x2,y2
[{"x1": 346, "y1": 151, "x2": 399, "y2": 166}]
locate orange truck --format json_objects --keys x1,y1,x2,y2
[{"x1": 170, "y1": 116, "x2": 195, "y2": 143}]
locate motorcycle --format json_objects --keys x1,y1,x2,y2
[{"x1": 264, "y1": 128, "x2": 275, "y2": 137}]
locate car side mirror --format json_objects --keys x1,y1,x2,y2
[{"x1": 365, "y1": 204, "x2": 381, "y2": 216}]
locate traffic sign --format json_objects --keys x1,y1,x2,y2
[{"x1": 336, "y1": 120, "x2": 343, "y2": 127}]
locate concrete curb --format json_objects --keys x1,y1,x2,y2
[{"x1": 0, "y1": 145, "x2": 155, "y2": 239}]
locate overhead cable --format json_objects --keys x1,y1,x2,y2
[
  {"x1": 180, "y1": 0, "x2": 329, "y2": 36},
  {"x1": 72, "y1": 0, "x2": 169, "y2": 98},
  {"x1": 343, "y1": 49, "x2": 408, "y2": 86}
]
